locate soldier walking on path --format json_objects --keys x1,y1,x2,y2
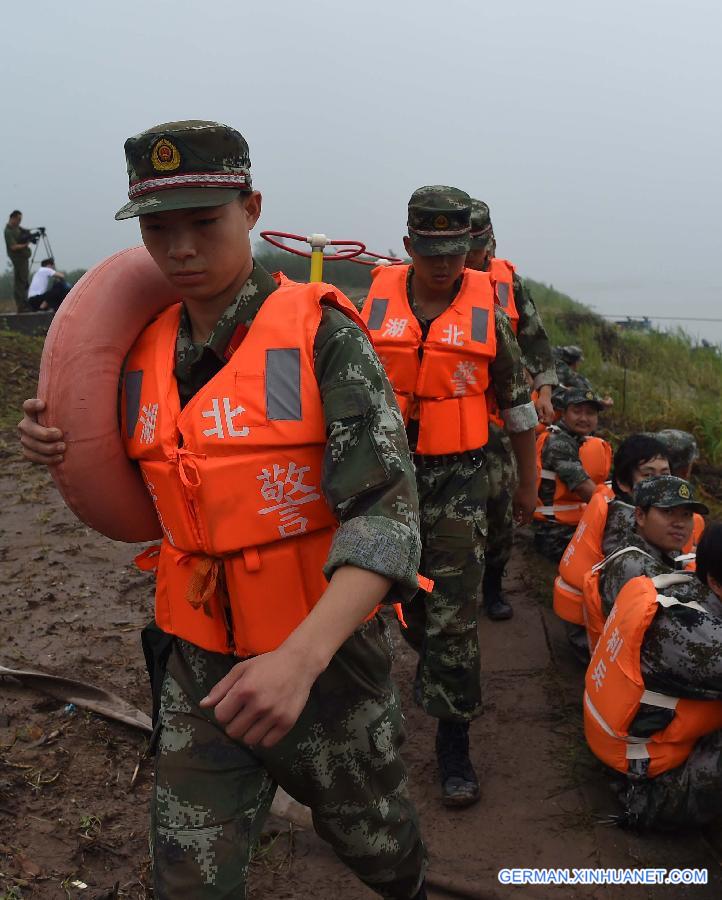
[
  {"x1": 361, "y1": 186, "x2": 538, "y2": 806},
  {"x1": 18, "y1": 120, "x2": 429, "y2": 899},
  {"x1": 465, "y1": 198, "x2": 557, "y2": 619}
]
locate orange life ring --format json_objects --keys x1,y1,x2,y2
[{"x1": 37, "y1": 247, "x2": 178, "y2": 542}]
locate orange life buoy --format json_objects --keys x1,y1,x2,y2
[{"x1": 37, "y1": 247, "x2": 177, "y2": 542}]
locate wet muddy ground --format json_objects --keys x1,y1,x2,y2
[{"x1": 1, "y1": 453, "x2": 721, "y2": 899}]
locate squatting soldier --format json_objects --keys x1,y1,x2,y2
[
  {"x1": 4, "y1": 209, "x2": 32, "y2": 313},
  {"x1": 360, "y1": 186, "x2": 538, "y2": 806},
  {"x1": 19, "y1": 121, "x2": 429, "y2": 899},
  {"x1": 465, "y1": 198, "x2": 557, "y2": 619},
  {"x1": 554, "y1": 344, "x2": 613, "y2": 410},
  {"x1": 534, "y1": 388, "x2": 612, "y2": 563},
  {"x1": 583, "y1": 481, "x2": 722, "y2": 830}
]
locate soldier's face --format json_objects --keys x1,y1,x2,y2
[
  {"x1": 636, "y1": 505, "x2": 694, "y2": 553},
  {"x1": 139, "y1": 193, "x2": 262, "y2": 301},
  {"x1": 404, "y1": 241, "x2": 466, "y2": 293},
  {"x1": 465, "y1": 248, "x2": 490, "y2": 271},
  {"x1": 563, "y1": 402, "x2": 598, "y2": 436},
  {"x1": 617, "y1": 454, "x2": 671, "y2": 494}
]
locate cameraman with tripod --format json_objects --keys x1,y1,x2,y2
[{"x1": 4, "y1": 210, "x2": 32, "y2": 313}]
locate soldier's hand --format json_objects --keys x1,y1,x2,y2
[
  {"x1": 534, "y1": 385, "x2": 555, "y2": 424},
  {"x1": 18, "y1": 399, "x2": 66, "y2": 465},
  {"x1": 200, "y1": 645, "x2": 316, "y2": 748},
  {"x1": 513, "y1": 481, "x2": 536, "y2": 526}
]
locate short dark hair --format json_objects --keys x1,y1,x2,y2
[
  {"x1": 41, "y1": 258, "x2": 54, "y2": 267},
  {"x1": 612, "y1": 434, "x2": 669, "y2": 496},
  {"x1": 9, "y1": 209, "x2": 21, "y2": 218},
  {"x1": 696, "y1": 523, "x2": 722, "y2": 586}
]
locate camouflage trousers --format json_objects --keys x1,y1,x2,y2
[
  {"x1": 402, "y1": 454, "x2": 487, "y2": 722},
  {"x1": 621, "y1": 728, "x2": 722, "y2": 829},
  {"x1": 152, "y1": 623, "x2": 426, "y2": 899},
  {"x1": 485, "y1": 422, "x2": 517, "y2": 571},
  {"x1": 532, "y1": 520, "x2": 575, "y2": 564}
]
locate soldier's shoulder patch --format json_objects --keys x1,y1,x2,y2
[{"x1": 151, "y1": 138, "x2": 181, "y2": 172}]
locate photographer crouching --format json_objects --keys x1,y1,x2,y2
[
  {"x1": 4, "y1": 209, "x2": 33, "y2": 312},
  {"x1": 28, "y1": 257, "x2": 70, "y2": 312}
]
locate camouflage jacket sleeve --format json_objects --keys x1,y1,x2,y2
[
  {"x1": 488, "y1": 307, "x2": 537, "y2": 433},
  {"x1": 313, "y1": 305, "x2": 421, "y2": 599},
  {"x1": 540, "y1": 429, "x2": 589, "y2": 492},
  {"x1": 641, "y1": 584, "x2": 722, "y2": 700},
  {"x1": 600, "y1": 499, "x2": 635, "y2": 556},
  {"x1": 515, "y1": 275, "x2": 557, "y2": 389}
]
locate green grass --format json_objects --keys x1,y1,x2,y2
[
  {"x1": 0, "y1": 329, "x2": 44, "y2": 431},
  {"x1": 527, "y1": 279, "x2": 722, "y2": 467}
]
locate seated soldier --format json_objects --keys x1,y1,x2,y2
[
  {"x1": 583, "y1": 477, "x2": 707, "y2": 653},
  {"x1": 553, "y1": 433, "x2": 670, "y2": 629},
  {"x1": 584, "y1": 516, "x2": 722, "y2": 830},
  {"x1": 533, "y1": 387, "x2": 612, "y2": 564},
  {"x1": 656, "y1": 428, "x2": 698, "y2": 480}
]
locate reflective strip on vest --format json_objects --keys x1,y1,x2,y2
[
  {"x1": 496, "y1": 282, "x2": 510, "y2": 309},
  {"x1": 540, "y1": 468, "x2": 557, "y2": 480},
  {"x1": 656, "y1": 593, "x2": 706, "y2": 614},
  {"x1": 367, "y1": 298, "x2": 389, "y2": 331},
  {"x1": 124, "y1": 370, "x2": 143, "y2": 438},
  {"x1": 675, "y1": 552, "x2": 696, "y2": 564},
  {"x1": 591, "y1": 545, "x2": 653, "y2": 575},
  {"x1": 266, "y1": 348, "x2": 301, "y2": 421},
  {"x1": 471, "y1": 307, "x2": 490, "y2": 342},
  {"x1": 556, "y1": 576, "x2": 583, "y2": 597},
  {"x1": 535, "y1": 503, "x2": 584, "y2": 515},
  {"x1": 651, "y1": 572, "x2": 695, "y2": 591},
  {"x1": 640, "y1": 689, "x2": 679, "y2": 710}
]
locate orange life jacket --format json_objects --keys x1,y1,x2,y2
[
  {"x1": 360, "y1": 264, "x2": 496, "y2": 455},
  {"x1": 553, "y1": 482, "x2": 615, "y2": 625},
  {"x1": 486, "y1": 258, "x2": 519, "y2": 428},
  {"x1": 122, "y1": 276, "x2": 376, "y2": 657},
  {"x1": 534, "y1": 428, "x2": 612, "y2": 526},
  {"x1": 582, "y1": 545, "x2": 699, "y2": 654},
  {"x1": 583, "y1": 572, "x2": 722, "y2": 777}
]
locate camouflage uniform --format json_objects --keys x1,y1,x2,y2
[
  {"x1": 399, "y1": 190, "x2": 536, "y2": 721},
  {"x1": 534, "y1": 421, "x2": 591, "y2": 563},
  {"x1": 117, "y1": 122, "x2": 426, "y2": 898},
  {"x1": 593, "y1": 478, "x2": 721, "y2": 829},
  {"x1": 554, "y1": 346, "x2": 593, "y2": 393},
  {"x1": 655, "y1": 429, "x2": 699, "y2": 476},
  {"x1": 600, "y1": 496, "x2": 636, "y2": 557},
  {"x1": 4, "y1": 221, "x2": 31, "y2": 313}
]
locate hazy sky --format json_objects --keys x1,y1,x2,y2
[{"x1": 2, "y1": 0, "x2": 721, "y2": 338}]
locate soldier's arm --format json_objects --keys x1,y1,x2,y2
[
  {"x1": 514, "y1": 275, "x2": 557, "y2": 389},
  {"x1": 489, "y1": 309, "x2": 538, "y2": 522},
  {"x1": 599, "y1": 549, "x2": 662, "y2": 618}
]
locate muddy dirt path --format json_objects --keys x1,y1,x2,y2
[{"x1": 1, "y1": 454, "x2": 721, "y2": 898}]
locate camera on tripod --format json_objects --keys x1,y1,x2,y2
[{"x1": 20, "y1": 226, "x2": 46, "y2": 245}]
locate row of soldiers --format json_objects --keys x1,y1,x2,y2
[{"x1": 18, "y1": 118, "x2": 721, "y2": 899}]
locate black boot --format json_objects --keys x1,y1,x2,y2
[
  {"x1": 482, "y1": 564, "x2": 513, "y2": 620},
  {"x1": 435, "y1": 720, "x2": 480, "y2": 808}
]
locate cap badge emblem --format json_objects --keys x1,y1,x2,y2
[
  {"x1": 586, "y1": 391, "x2": 594, "y2": 400},
  {"x1": 434, "y1": 215, "x2": 449, "y2": 230},
  {"x1": 151, "y1": 139, "x2": 181, "y2": 172},
  {"x1": 679, "y1": 483, "x2": 691, "y2": 499}
]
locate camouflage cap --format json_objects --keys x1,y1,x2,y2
[
  {"x1": 115, "y1": 120, "x2": 252, "y2": 221},
  {"x1": 469, "y1": 198, "x2": 494, "y2": 250},
  {"x1": 561, "y1": 387, "x2": 605, "y2": 410},
  {"x1": 656, "y1": 429, "x2": 699, "y2": 472},
  {"x1": 407, "y1": 186, "x2": 471, "y2": 256},
  {"x1": 634, "y1": 475, "x2": 708, "y2": 514},
  {"x1": 557, "y1": 345, "x2": 584, "y2": 363}
]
